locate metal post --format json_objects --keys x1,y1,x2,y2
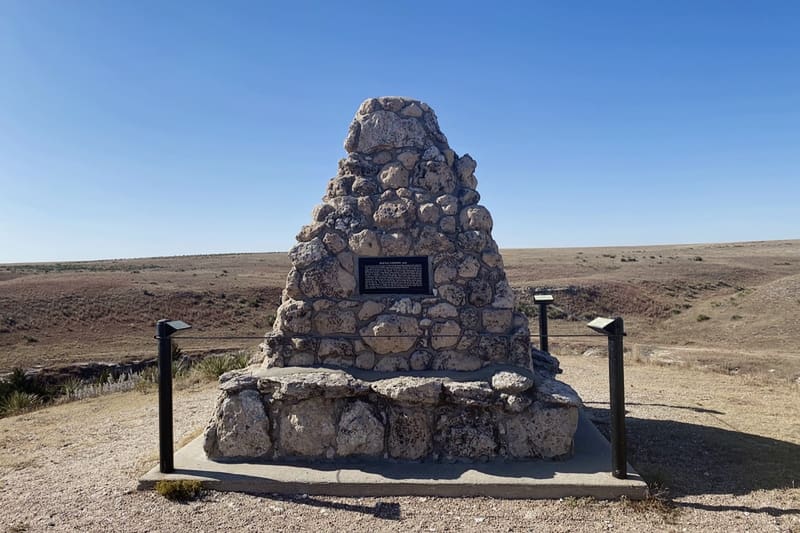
[
  {"x1": 537, "y1": 302, "x2": 549, "y2": 353},
  {"x1": 157, "y1": 319, "x2": 174, "y2": 473},
  {"x1": 607, "y1": 317, "x2": 627, "y2": 479}
]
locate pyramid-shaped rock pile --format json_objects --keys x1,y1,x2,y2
[
  {"x1": 203, "y1": 97, "x2": 581, "y2": 463},
  {"x1": 263, "y1": 96, "x2": 529, "y2": 372}
]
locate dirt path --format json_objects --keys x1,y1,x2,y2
[{"x1": 1, "y1": 356, "x2": 798, "y2": 532}]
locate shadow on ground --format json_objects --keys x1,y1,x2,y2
[{"x1": 585, "y1": 406, "x2": 800, "y2": 497}]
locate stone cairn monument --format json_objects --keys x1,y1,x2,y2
[{"x1": 203, "y1": 97, "x2": 581, "y2": 462}]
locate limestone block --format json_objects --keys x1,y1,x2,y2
[
  {"x1": 422, "y1": 144, "x2": 441, "y2": 161},
  {"x1": 300, "y1": 258, "x2": 356, "y2": 299},
  {"x1": 360, "y1": 314, "x2": 421, "y2": 354},
  {"x1": 433, "y1": 263, "x2": 457, "y2": 284},
  {"x1": 380, "y1": 232, "x2": 411, "y2": 255},
  {"x1": 288, "y1": 237, "x2": 328, "y2": 269},
  {"x1": 460, "y1": 188, "x2": 480, "y2": 206},
  {"x1": 355, "y1": 110, "x2": 428, "y2": 153},
  {"x1": 358, "y1": 300, "x2": 384, "y2": 321},
  {"x1": 388, "y1": 406, "x2": 432, "y2": 460},
  {"x1": 344, "y1": 119, "x2": 360, "y2": 152},
  {"x1": 491, "y1": 371, "x2": 534, "y2": 394},
  {"x1": 373, "y1": 151, "x2": 393, "y2": 164},
  {"x1": 378, "y1": 96, "x2": 405, "y2": 112},
  {"x1": 325, "y1": 175, "x2": 353, "y2": 198},
  {"x1": 389, "y1": 298, "x2": 422, "y2": 315},
  {"x1": 205, "y1": 390, "x2": 272, "y2": 459},
  {"x1": 431, "y1": 350, "x2": 482, "y2": 371},
  {"x1": 296, "y1": 222, "x2": 326, "y2": 243},
  {"x1": 435, "y1": 408, "x2": 496, "y2": 459},
  {"x1": 477, "y1": 335, "x2": 509, "y2": 362},
  {"x1": 277, "y1": 398, "x2": 337, "y2": 457},
  {"x1": 503, "y1": 403, "x2": 578, "y2": 458},
  {"x1": 379, "y1": 162, "x2": 409, "y2": 189},
  {"x1": 349, "y1": 229, "x2": 381, "y2": 256},
  {"x1": 409, "y1": 350, "x2": 431, "y2": 370},
  {"x1": 442, "y1": 381, "x2": 495, "y2": 406},
  {"x1": 275, "y1": 300, "x2": 312, "y2": 334},
  {"x1": 457, "y1": 256, "x2": 480, "y2": 278},
  {"x1": 482, "y1": 308, "x2": 513, "y2": 333},
  {"x1": 468, "y1": 279, "x2": 493, "y2": 307},
  {"x1": 460, "y1": 307, "x2": 481, "y2": 329},
  {"x1": 400, "y1": 102, "x2": 423, "y2": 117},
  {"x1": 420, "y1": 161, "x2": 456, "y2": 194},
  {"x1": 436, "y1": 194, "x2": 459, "y2": 215},
  {"x1": 455, "y1": 154, "x2": 477, "y2": 181},
  {"x1": 535, "y1": 379, "x2": 583, "y2": 408},
  {"x1": 352, "y1": 177, "x2": 378, "y2": 196},
  {"x1": 357, "y1": 98, "x2": 381, "y2": 115},
  {"x1": 357, "y1": 196, "x2": 374, "y2": 219},
  {"x1": 337, "y1": 251, "x2": 355, "y2": 273},
  {"x1": 492, "y1": 280, "x2": 515, "y2": 308},
  {"x1": 322, "y1": 232, "x2": 347, "y2": 254},
  {"x1": 459, "y1": 206, "x2": 493, "y2": 232},
  {"x1": 285, "y1": 269, "x2": 302, "y2": 299},
  {"x1": 431, "y1": 320, "x2": 461, "y2": 349},
  {"x1": 457, "y1": 230, "x2": 488, "y2": 253},
  {"x1": 417, "y1": 203, "x2": 441, "y2": 225},
  {"x1": 427, "y1": 302, "x2": 458, "y2": 319},
  {"x1": 371, "y1": 376, "x2": 442, "y2": 404},
  {"x1": 397, "y1": 151, "x2": 419, "y2": 170},
  {"x1": 374, "y1": 200, "x2": 416, "y2": 230},
  {"x1": 336, "y1": 401, "x2": 385, "y2": 457},
  {"x1": 482, "y1": 252, "x2": 504, "y2": 269},
  {"x1": 313, "y1": 310, "x2": 356, "y2": 335},
  {"x1": 439, "y1": 216, "x2": 456, "y2": 233},
  {"x1": 312, "y1": 203, "x2": 334, "y2": 222},
  {"x1": 317, "y1": 338, "x2": 355, "y2": 360},
  {"x1": 438, "y1": 284, "x2": 465, "y2": 306}
]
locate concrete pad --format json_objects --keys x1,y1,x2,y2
[{"x1": 139, "y1": 411, "x2": 648, "y2": 499}]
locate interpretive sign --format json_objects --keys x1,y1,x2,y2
[{"x1": 358, "y1": 256, "x2": 431, "y2": 295}]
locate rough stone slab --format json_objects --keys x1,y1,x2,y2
[{"x1": 140, "y1": 412, "x2": 648, "y2": 500}]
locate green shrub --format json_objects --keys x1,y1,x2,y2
[
  {"x1": 0, "y1": 391, "x2": 43, "y2": 416},
  {"x1": 154, "y1": 480, "x2": 203, "y2": 501},
  {"x1": 194, "y1": 352, "x2": 250, "y2": 380}
]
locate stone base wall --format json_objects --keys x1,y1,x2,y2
[{"x1": 203, "y1": 365, "x2": 581, "y2": 462}]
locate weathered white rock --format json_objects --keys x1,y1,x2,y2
[
  {"x1": 379, "y1": 162, "x2": 409, "y2": 189},
  {"x1": 204, "y1": 390, "x2": 272, "y2": 459},
  {"x1": 322, "y1": 232, "x2": 347, "y2": 254},
  {"x1": 482, "y1": 308, "x2": 513, "y2": 333},
  {"x1": 355, "y1": 110, "x2": 428, "y2": 153},
  {"x1": 397, "y1": 151, "x2": 419, "y2": 169},
  {"x1": 288, "y1": 237, "x2": 328, "y2": 269},
  {"x1": 443, "y1": 380, "x2": 495, "y2": 406},
  {"x1": 435, "y1": 409, "x2": 496, "y2": 459},
  {"x1": 420, "y1": 161, "x2": 456, "y2": 194},
  {"x1": 427, "y1": 302, "x2": 458, "y2": 319},
  {"x1": 299, "y1": 258, "x2": 355, "y2": 298},
  {"x1": 418, "y1": 203, "x2": 441, "y2": 224},
  {"x1": 360, "y1": 314, "x2": 421, "y2": 354},
  {"x1": 358, "y1": 300, "x2": 384, "y2": 321},
  {"x1": 503, "y1": 404, "x2": 579, "y2": 458},
  {"x1": 371, "y1": 376, "x2": 442, "y2": 404},
  {"x1": 457, "y1": 256, "x2": 481, "y2": 278},
  {"x1": 336, "y1": 401, "x2": 385, "y2": 456},
  {"x1": 491, "y1": 371, "x2": 534, "y2": 394},
  {"x1": 380, "y1": 232, "x2": 411, "y2": 255},
  {"x1": 275, "y1": 300, "x2": 312, "y2": 334},
  {"x1": 388, "y1": 406, "x2": 431, "y2": 460},
  {"x1": 431, "y1": 320, "x2": 461, "y2": 349},
  {"x1": 277, "y1": 398, "x2": 337, "y2": 457},
  {"x1": 348, "y1": 229, "x2": 381, "y2": 256},
  {"x1": 313, "y1": 310, "x2": 356, "y2": 334},
  {"x1": 389, "y1": 298, "x2": 422, "y2": 315}
]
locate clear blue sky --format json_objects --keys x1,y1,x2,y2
[{"x1": 1, "y1": 1, "x2": 798, "y2": 263}]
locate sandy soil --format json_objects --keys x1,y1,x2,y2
[{"x1": 1, "y1": 355, "x2": 798, "y2": 532}]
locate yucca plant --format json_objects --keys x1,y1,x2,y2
[{"x1": 0, "y1": 391, "x2": 43, "y2": 416}]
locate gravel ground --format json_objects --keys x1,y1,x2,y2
[{"x1": 1, "y1": 356, "x2": 798, "y2": 532}]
